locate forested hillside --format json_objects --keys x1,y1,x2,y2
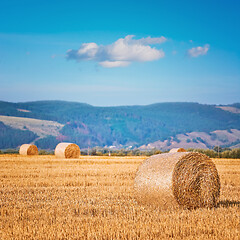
[
  {"x1": 0, "y1": 122, "x2": 38, "y2": 149},
  {"x1": 0, "y1": 101, "x2": 239, "y2": 149}
]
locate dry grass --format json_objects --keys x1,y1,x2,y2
[
  {"x1": 0, "y1": 155, "x2": 239, "y2": 239},
  {"x1": 0, "y1": 115, "x2": 64, "y2": 138}
]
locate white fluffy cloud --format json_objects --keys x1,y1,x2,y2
[
  {"x1": 66, "y1": 35, "x2": 166, "y2": 67},
  {"x1": 99, "y1": 61, "x2": 131, "y2": 68},
  {"x1": 187, "y1": 44, "x2": 210, "y2": 57}
]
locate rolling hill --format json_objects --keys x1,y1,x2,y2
[{"x1": 0, "y1": 100, "x2": 239, "y2": 150}]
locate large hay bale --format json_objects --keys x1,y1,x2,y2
[
  {"x1": 134, "y1": 152, "x2": 220, "y2": 209},
  {"x1": 19, "y1": 144, "x2": 38, "y2": 155},
  {"x1": 55, "y1": 142, "x2": 80, "y2": 159},
  {"x1": 169, "y1": 148, "x2": 186, "y2": 153}
]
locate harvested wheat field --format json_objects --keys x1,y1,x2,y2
[{"x1": 0, "y1": 155, "x2": 239, "y2": 239}]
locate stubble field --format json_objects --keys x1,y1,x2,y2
[{"x1": 0, "y1": 155, "x2": 239, "y2": 239}]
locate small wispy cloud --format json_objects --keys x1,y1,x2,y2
[
  {"x1": 187, "y1": 44, "x2": 210, "y2": 58},
  {"x1": 66, "y1": 35, "x2": 166, "y2": 68}
]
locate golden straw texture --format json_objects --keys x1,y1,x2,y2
[
  {"x1": 134, "y1": 152, "x2": 220, "y2": 209},
  {"x1": 55, "y1": 143, "x2": 80, "y2": 159},
  {"x1": 172, "y1": 152, "x2": 220, "y2": 209},
  {"x1": 19, "y1": 144, "x2": 38, "y2": 155}
]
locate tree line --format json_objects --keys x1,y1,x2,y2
[{"x1": 1, "y1": 147, "x2": 240, "y2": 158}]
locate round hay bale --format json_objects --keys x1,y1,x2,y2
[
  {"x1": 55, "y1": 142, "x2": 80, "y2": 159},
  {"x1": 19, "y1": 144, "x2": 38, "y2": 155},
  {"x1": 169, "y1": 148, "x2": 186, "y2": 153},
  {"x1": 134, "y1": 152, "x2": 220, "y2": 209}
]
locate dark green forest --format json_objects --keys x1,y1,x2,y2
[{"x1": 0, "y1": 122, "x2": 38, "y2": 149}]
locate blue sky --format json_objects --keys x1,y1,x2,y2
[{"x1": 0, "y1": 0, "x2": 239, "y2": 106}]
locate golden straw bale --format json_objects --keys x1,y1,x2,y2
[
  {"x1": 55, "y1": 143, "x2": 80, "y2": 159},
  {"x1": 169, "y1": 148, "x2": 186, "y2": 153},
  {"x1": 19, "y1": 144, "x2": 38, "y2": 155},
  {"x1": 172, "y1": 153, "x2": 220, "y2": 208},
  {"x1": 134, "y1": 152, "x2": 220, "y2": 209}
]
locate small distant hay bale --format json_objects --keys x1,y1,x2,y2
[
  {"x1": 55, "y1": 143, "x2": 80, "y2": 159},
  {"x1": 169, "y1": 148, "x2": 186, "y2": 153},
  {"x1": 134, "y1": 152, "x2": 220, "y2": 209},
  {"x1": 19, "y1": 144, "x2": 38, "y2": 155}
]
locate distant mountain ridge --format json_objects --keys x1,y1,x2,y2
[{"x1": 0, "y1": 100, "x2": 239, "y2": 150}]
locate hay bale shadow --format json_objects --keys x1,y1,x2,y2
[{"x1": 217, "y1": 200, "x2": 240, "y2": 208}]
